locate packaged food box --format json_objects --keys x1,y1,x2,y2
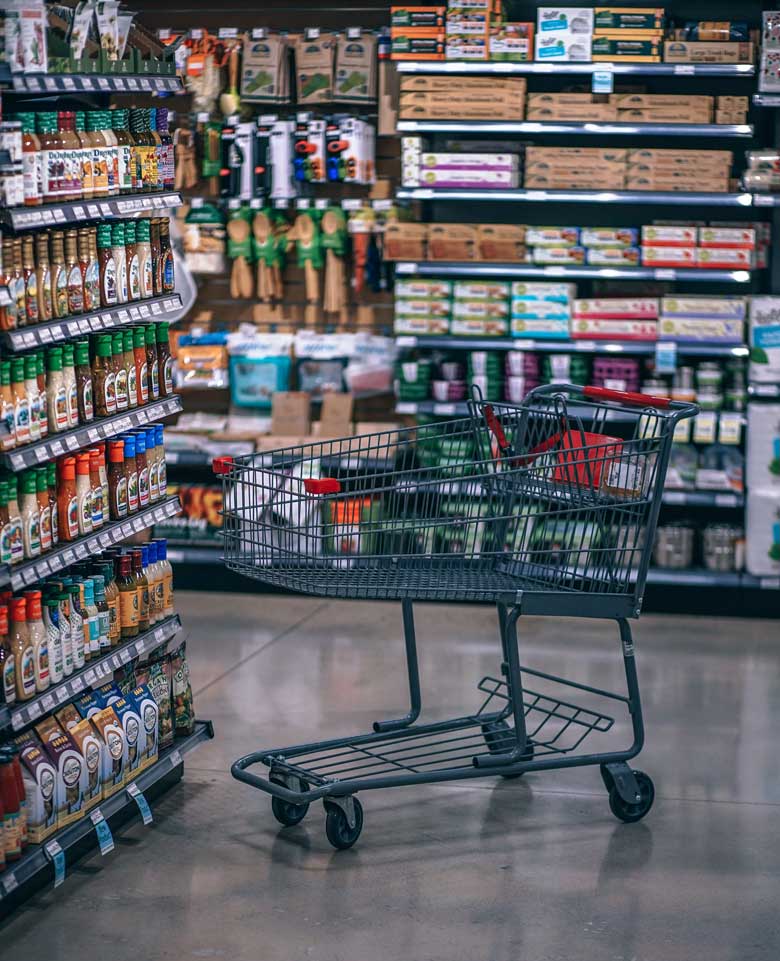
[
  {"x1": 532, "y1": 246, "x2": 586, "y2": 265},
  {"x1": 91, "y1": 707, "x2": 128, "y2": 797},
  {"x1": 591, "y1": 38, "x2": 661, "y2": 59},
  {"x1": 628, "y1": 148, "x2": 732, "y2": 165},
  {"x1": 476, "y1": 224, "x2": 527, "y2": 260},
  {"x1": 452, "y1": 299, "x2": 510, "y2": 319},
  {"x1": 453, "y1": 281, "x2": 510, "y2": 300},
  {"x1": 537, "y1": 7, "x2": 595, "y2": 33},
  {"x1": 526, "y1": 226, "x2": 580, "y2": 247},
  {"x1": 524, "y1": 173, "x2": 627, "y2": 189},
  {"x1": 395, "y1": 279, "x2": 452, "y2": 299},
  {"x1": 391, "y1": 34, "x2": 446, "y2": 59},
  {"x1": 663, "y1": 41, "x2": 754, "y2": 63},
  {"x1": 661, "y1": 296, "x2": 747, "y2": 319},
  {"x1": 113, "y1": 695, "x2": 145, "y2": 781},
  {"x1": 525, "y1": 145, "x2": 627, "y2": 162},
  {"x1": 571, "y1": 317, "x2": 658, "y2": 340},
  {"x1": 384, "y1": 223, "x2": 428, "y2": 261},
  {"x1": 44, "y1": 732, "x2": 88, "y2": 829},
  {"x1": 535, "y1": 33, "x2": 594, "y2": 62},
  {"x1": 581, "y1": 227, "x2": 639, "y2": 247},
  {"x1": 594, "y1": 8, "x2": 664, "y2": 31},
  {"x1": 19, "y1": 742, "x2": 59, "y2": 843},
  {"x1": 641, "y1": 225, "x2": 697, "y2": 247},
  {"x1": 394, "y1": 315, "x2": 450, "y2": 336},
  {"x1": 391, "y1": 6, "x2": 446, "y2": 28},
  {"x1": 490, "y1": 22, "x2": 534, "y2": 61},
  {"x1": 511, "y1": 316, "x2": 570, "y2": 339},
  {"x1": 510, "y1": 281, "x2": 575, "y2": 302},
  {"x1": 69, "y1": 718, "x2": 103, "y2": 810},
  {"x1": 659, "y1": 316, "x2": 744, "y2": 343},
  {"x1": 418, "y1": 168, "x2": 520, "y2": 188},
  {"x1": 450, "y1": 317, "x2": 510, "y2": 337},
  {"x1": 527, "y1": 104, "x2": 617, "y2": 121},
  {"x1": 617, "y1": 107, "x2": 714, "y2": 122},
  {"x1": 420, "y1": 152, "x2": 520, "y2": 170},
  {"x1": 574, "y1": 298, "x2": 659, "y2": 319},
  {"x1": 427, "y1": 224, "x2": 477, "y2": 260},
  {"x1": 695, "y1": 248, "x2": 754, "y2": 269},
  {"x1": 641, "y1": 245, "x2": 697, "y2": 267},
  {"x1": 613, "y1": 94, "x2": 714, "y2": 109},
  {"x1": 746, "y1": 404, "x2": 780, "y2": 490},
  {"x1": 749, "y1": 296, "x2": 780, "y2": 384},
  {"x1": 511, "y1": 299, "x2": 572, "y2": 320},
  {"x1": 745, "y1": 489, "x2": 780, "y2": 577},
  {"x1": 400, "y1": 75, "x2": 524, "y2": 91},
  {"x1": 698, "y1": 227, "x2": 756, "y2": 249},
  {"x1": 587, "y1": 246, "x2": 641, "y2": 266},
  {"x1": 395, "y1": 297, "x2": 452, "y2": 318},
  {"x1": 131, "y1": 684, "x2": 160, "y2": 773}
]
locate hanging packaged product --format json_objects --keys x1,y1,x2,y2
[
  {"x1": 227, "y1": 332, "x2": 293, "y2": 409},
  {"x1": 296, "y1": 31, "x2": 336, "y2": 103},
  {"x1": 334, "y1": 29, "x2": 377, "y2": 102},
  {"x1": 241, "y1": 30, "x2": 290, "y2": 102},
  {"x1": 183, "y1": 201, "x2": 227, "y2": 275}
]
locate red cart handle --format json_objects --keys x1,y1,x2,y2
[
  {"x1": 213, "y1": 456, "x2": 234, "y2": 475},
  {"x1": 583, "y1": 386, "x2": 671, "y2": 409},
  {"x1": 483, "y1": 404, "x2": 511, "y2": 453},
  {"x1": 303, "y1": 478, "x2": 342, "y2": 495}
]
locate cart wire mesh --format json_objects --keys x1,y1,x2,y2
[{"x1": 218, "y1": 387, "x2": 688, "y2": 606}]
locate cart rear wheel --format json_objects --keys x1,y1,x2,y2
[
  {"x1": 481, "y1": 719, "x2": 534, "y2": 778},
  {"x1": 324, "y1": 798, "x2": 363, "y2": 850},
  {"x1": 608, "y1": 770, "x2": 655, "y2": 823},
  {"x1": 271, "y1": 780, "x2": 310, "y2": 827}
]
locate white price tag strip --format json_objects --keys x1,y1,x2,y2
[
  {"x1": 45, "y1": 840, "x2": 66, "y2": 888},
  {"x1": 2, "y1": 871, "x2": 18, "y2": 896},
  {"x1": 90, "y1": 809, "x2": 115, "y2": 855},
  {"x1": 127, "y1": 783, "x2": 154, "y2": 825}
]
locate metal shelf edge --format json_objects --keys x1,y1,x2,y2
[
  {"x1": 397, "y1": 120, "x2": 754, "y2": 138},
  {"x1": 2, "y1": 194, "x2": 183, "y2": 231},
  {"x1": 395, "y1": 335, "x2": 747, "y2": 358},
  {"x1": 396, "y1": 188, "x2": 754, "y2": 207},
  {"x1": 397, "y1": 61, "x2": 755, "y2": 78},
  {"x1": 393, "y1": 261, "x2": 751, "y2": 283},
  {"x1": 0, "y1": 720, "x2": 213, "y2": 903}
]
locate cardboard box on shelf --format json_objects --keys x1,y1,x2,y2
[
  {"x1": 535, "y1": 33, "x2": 593, "y2": 62},
  {"x1": 532, "y1": 246, "x2": 587, "y2": 265},
  {"x1": 663, "y1": 41, "x2": 754, "y2": 63},
  {"x1": 749, "y1": 296, "x2": 780, "y2": 383},
  {"x1": 395, "y1": 297, "x2": 452, "y2": 317},
  {"x1": 394, "y1": 314, "x2": 450, "y2": 336},
  {"x1": 420, "y1": 152, "x2": 520, "y2": 170},
  {"x1": 512, "y1": 299, "x2": 572, "y2": 319},
  {"x1": 391, "y1": 6, "x2": 446, "y2": 28},
  {"x1": 698, "y1": 227, "x2": 756, "y2": 250},
  {"x1": 627, "y1": 148, "x2": 733, "y2": 165},
  {"x1": 452, "y1": 299, "x2": 511, "y2": 320},
  {"x1": 745, "y1": 489, "x2": 780, "y2": 577},
  {"x1": 573, "y1": 297, "x2": 659, "y2": 319},
  {"x1": 400, "y1": 75, "x2": 526, "y2": 92},
  {"x1": 661, "y1": 296, "x2": 747, "y2": 319},
  {"x1": 510, "y1": 281, "x2": 576, "y2": 302},
  {"x1": 490, "y1": 22, "x2": 534, "y2": 61},
  {"x1": 659, "y1": 315, "x2": 744, "y2": 343},
  {"x1": 527, "y1": 104, "x2": 618, "y2": 121},
  {"x1": 395, "y1": 279, "x2": 452, "y2": 299},
  {"x1": 641, "y1": 245, "x2": 697, "y2": 267},
  {"x1": 594, "y1": 7, "x2": 664, "y2": 31},
  {"x1": 417, "y1": 168, "x2": 520, "y2": 188},
  {"x1": 571, "y1": 317, "x2": 659, "y2": 340},
  {"x1": 695, "y1": 248, "x2": 754, "y2": 269},
  {"x1": 476, "y1": 224, "x2": 527, "y2": 261},
  {"x1": 586, "y1": 246, "x2": 641, "y2": 266},
  {"x1": 453, "y1": 280, "x2": 511, "y2": 300},
  {"x1": 524, "y1": 173, "x2": 627, "y2": 189},
  {"x1": 428, "y1": 223, "x2": 478, "y2": 260},
  {"x1": 526, "y1": 145, "x2": 626, "y2": 161},
  {"x1": 626, "y1": 175, "x2": 729, "y2": 192},
  {"x1": 613, "y1": 94, "x2": 714, "y2": 110},
  {"x1": 528, "y1": 92, "x2": 610, "y2": 105},
  {"x1": 591, "y1": 38, "x2": 661, "y2": 59},
  {"x1": 384, "y1": 222, "x2": 428, "y2": 261},
  {"x1": 511, "y1": 316, "x2": 570, "y2": 339},
  {"x1": 580, "y1": 227, "x2": 639, "y2": 247},
  {"x1": 537, "y1": 7, "x2": 595, "y2": 32},
  {"x1": 747, "y1": 404, "x2": 780, "y2": 490},
  {"x1": 526, "y1": 226, "x2": 580, "y2": 247},
  {"x1": 450, "y1": 317, "x2": 510, "y2": 338},
  {"x1": 391, "y1": 33, "x2": 446, "y2": 59},
  {"x1": 617, "y1": 107, "x2": 714, "y2": 123}
]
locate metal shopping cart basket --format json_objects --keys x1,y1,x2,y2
[{"x1": 214, "y1": 383, "x2": 697, "y2": 849}]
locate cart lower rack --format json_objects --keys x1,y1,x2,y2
[{"x1": 217, "y1": 384, "x2": 697, "y2": 849}]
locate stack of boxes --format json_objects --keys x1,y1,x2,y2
[
  {"x1": 452, "y1": 281, "x2": 510, "y2": 336},
  {"x1": 398, "y1": 75, "x2": 526, "y2": 120},
  {"x1": 626, "y1": 148, "x2": 733, "y2": 193},
  {"x1": 715, "y1": 96, "x2": 749, "y2": 125},
  {"x1": 659, "y1": 296, "x2": 747, "y2": 344},
  {"x1": 394, "y1": 278, "x2": 452, "y2": 335},
  {"x1": 390, "y1": 5, "x2": 446, "y2": 60},
  {"x1": 742, "y1": 150, "x2": 780, "y2": 193},
  {"x1": 415, "y1": 151, "x2": 521, "y2": 189},
  {"x1": 640, "y1": 225, "x2": 755, "y2": 270},
  {"x1": 511, "y1": 282, "x2": 576, "y2": 340},
  {"x1": 524, "y1": 146, "x2": 627, "y2": 190},
  {"x1": 525, "y1": 93, "x2": 721, "y2": 123},
  {"x1": 526, "y1": 92, "x2": 615, "y2": 121},
  {"x1": 535, "y1": 7, "x2": 594, "y2": 62},
  {"x1": 664, "y1": 20, "x2": 754, "y2": 64},
  {"x1": 489, "y1": 21, "x2": 534, "y2": 61},
  {"x1": 571, "y1": 298, "x2": 660, "y2": 340},
  {"x1": 445, "y1": 0, "x2": 501, "y2": 61},
  {"x1": 526, "y1": 226, "x2": 639, "y2": 267},
  {"x1": 614, "y1": 93, "x2": 713, "y2": 123},
  {"x1": 592, "y1": 7, "x2": 665, "y2": 63}
]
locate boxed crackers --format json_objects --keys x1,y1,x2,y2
[
  {"x1": 659, "y1": 296, "x2": 746, "y2": 344},
  {"x1": 536, "y1": 8, "x2": 594, "y2": 62},
  {"x1": 19, "y1": 742, "x2": 58, "y2": 843},
  {"x1": 663, "y1": 41, "x2": 754, "y2": 63},
  {"x1": 45, "y1": 731, "x2": 88, "y2": 829},
  {"x1": 572, "y1": 298, "x2": 659, "y2": 340}
]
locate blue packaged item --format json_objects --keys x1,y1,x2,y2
[{"x1": 229, "y1": 354, "x2": 292, "y2": 409}]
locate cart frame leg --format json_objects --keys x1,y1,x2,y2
[{"x1": 373, "y1": 599, "x2": 422, "y2": 733}]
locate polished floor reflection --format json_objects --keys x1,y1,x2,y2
[{"x1": 2, "y1": 593, "x2": 779, "y2": 961}]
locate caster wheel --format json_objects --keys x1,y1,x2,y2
[
  {"x1": 324, "y1": 798, "x2": 364, "y2": 850},
  {"x1": 608, "y1": 770, "x2": 655, "y2": 823},
  {"x1": 271, "y1": 779, "x2": 310, "y2": 827},
  {"x1": 481, "y1": 719, "x2": 533, "y2": 778}
]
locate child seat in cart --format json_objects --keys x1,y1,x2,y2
[{"x1": 214, "y1": 383, "x2": 697, "y2": 849}]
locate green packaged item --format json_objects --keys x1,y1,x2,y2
[{"x1": 170, "y1": 641, "x2": 195, "y2": 737}]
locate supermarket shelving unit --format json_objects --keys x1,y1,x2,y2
[
  {"x1": 0, "y1": 67, "x2": 213, "y2": 913},
  {"x1": 393, "y1": 55, "x2": 777, "y2": 609}
]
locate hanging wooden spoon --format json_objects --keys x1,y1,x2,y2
[{"x1": 227, "y1": 218, "x2": 254, "y2": 299}]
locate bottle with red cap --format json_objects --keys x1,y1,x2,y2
[
  {"x1": 58, "y1": 456, "x2": 79, "y2": 542},
  {"x1": 0, "y1": 748, "x2": 21, "y2": 862},
  {"x1": 0, "y1": 602, "x2": 14, "y2": 705},
  {"x1": 10, "y1": 596, "x2": 34, "y2": 701},
  {"x1": 76, "y1": 451, "x2": 93, "y2": 536},
  {"x1": 24, "y1": 589, "x2": 49, "y2": 694}
]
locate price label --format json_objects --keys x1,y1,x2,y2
[
  {"x1": 433, "y1": 403, "x2": 457, "y2": 416},
  {"x1": 169, "y1": 749, "x2": 182, "y2": 766},
  {"x1": 674, "y1": 64, "x2": 695, "y2": 75},
  {"x1": 127, "y1": 78, "x2": 139, "y2": 91},
  {"x1": 715, "y1": 493, "x2": 738, "y2": 508},
  {"x1": 85, "y1": 668, "x2": 96, "y2": 686},
  {"x1": 97, "y1": 77, "x2": 111, "y2": 91},
  {"x1": 2, "y1": 871, "x2": 18, "y2": 895},
  {"x1": 655, "y1": 341, "x2": 677, "y2": 374},
  {"x1": 39, "y1": 328, "x2": 52, "y2": 343},
  {"x1": 592, "y1": 69, "x2": 614, "y2": 94},
  {"x1": 760, "y1": 577, "x2": 780, "y2": 590},
  {"x1": 65, "y1": 435, "x2": 79, "y2": 451},
  {"x1": 27, "y1": 701, "x2": 42, "y2": 721},
  {"x1": 127, "y1": 783, "x2": 154, "y2": 825},
  {"x1": 75, "y1": 543, "x2": 88, "y2": 559},
  {"x1": 42, "y1": 693, "x2": 55, "y2": 712},
  {"x1": 693, "y1": 411, "x2": 718, "y2": 445},
  {"x1": 69, "y1": 676, "x2": 85, "y2": 695},
  {"x1": 45, "y1": 840, "x2": 66, "y2": 888},
  {"x1": 90, "y1": 810, "x2": 115, "y2": 855}
]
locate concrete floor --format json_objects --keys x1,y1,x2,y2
[{"x1": 2, "y1": 592, "x2": 780, "y2": 961}]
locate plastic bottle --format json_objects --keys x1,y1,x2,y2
[
  {"x1": 74, "y1": 339, "x2": 94, "y2": 424},
  {"x1": 75, "y1": 451, "x2": 93, "y2": 536},
  {"x1": 11, "y1": 358, "x2": 29, "y2": 446},
  {"x1": 113, "y1": 331, "x2": 128, "y2": 411},
  {"x1": 156, "y1": 423, "x2": 167, "y2": 496},
  {"x1": 64, "y1": 580, "x2": 86, "y2": 669},
  {"x1": 145, "y1": 324, "x2": 159, "y2": 401},
  {"x1": 23, "y1": 590, "x2": 49, "y2": 693},
  {"x1": 58, "y1": 456, "x2": 79, "y2": 542},
  {"x1": 18, "y1": 112, "x2": 42, "y2": 207},
  {"x1": 89, "y1": 447, "x2": 104, "y2": 530},
  {"x1": 82, "y1": 577, "x2": 100, "y2": 658},
  {"x1": 62, "y1": 343, "x2": 79, "y2": 429},
  {"x1": 156, "y1": 539, "x2": 174, "y2": 616},
  {"x1": 111, "y1": 222, "x2": 128, "y2": 305},
  {"x1": 146, "y1": 425, "x2": 159, "y2": 502},
  {"x1": 0, "y1": 603, "x2": 15, "y2": 705},
  {"x1": 0, "y1": 747, "x2": 22, "y2": 860},
  {"x1": 56, "y1": 589, "x2": 73, "y2": 677},
  {"x1": 123, "y1": 433, "x2": 139, "y2": 513},
  {"x1": 124, "y1": 329, "x2": 137, "y2": 409},
  {"x1": 10, "y1": 597, "x2": 34, "y2": 702},
  {"x1": 92, "y1": 574, "x2": 110, "y2": 652},
  {"x1": 48, "y1": 462, "x2": 59, "y2": 548},
  {"x1": 19, "y1": 470, "x2": 41, "y2": 559},
  {"x1": 136, "y1": 220, "x2": 154, "y2": 299},
  {"x1": 6, "y1": 477, "x2": 23, "y2": 566},
  {"x1": 36, "y1": 352, "x2": 48, "y2": 439},
  {"x1": 0, "y1": 361, "x2": 16, "y2": 451},
  {"x1": 23, "y1": 354, "x2": 41, "y2": 442},
  {"x1": 36, "y1": 467, "x2": 51, "y2": 553},
  {"x1": 43, "y1": 594, "x2": 63, "y2": 685}
]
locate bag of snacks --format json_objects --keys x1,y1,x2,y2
[
  {"x1": 170, "y1": 642, "x2": 195, "y2": 736},
  {"x1": 146, "y1": 656, "x2": 174, "y2": 750}
]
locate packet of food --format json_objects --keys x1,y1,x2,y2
[
  {"x1": 97, "y1": 680, "x2": 123, "y2": 705},
  {"x1": 44, "y1": 732, "x2": 87, "y2": 828},
  {"x1": 55, "y1": 703, "x2": 83, "y2": 733},
  {"x1": 20, "y1": 742, "x2": 58, "y2": 842},
  {"x1": 96, "y1": 0, "x2": 120, "y2": 60},
  {"x1": 35, "y1": 715, "x2": 65, "y2": 745},
  {"x1": 113, "y1": 695, "x2": 143, "y2": 778},
  {"x1": 76, "y1": 690, "x2": 104, "y2": 718},
  {"x1": 91, "y1": 706, "x2": 127, "y2": 795},
  {"x1": 69, "y1": 718, "x2": 102, "y2": 809},
  {"x1": 170, "y1": 642, "x2": 195, "y2": 736},
  {"x1": 115, "y1": 662, "x2": 136, "y2": 696},
  {"x1": 131, "y1": 684, "x2": 159, "y2": 771},
  {"x1": 145, "y1": 656, "x2": 174, "y2": 749}
]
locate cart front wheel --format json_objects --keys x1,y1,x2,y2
[
  {"x1": 271, "y1": 780, "x2": 310, "y2": 827},
  {"x1": 608, "y1": 770, "x2": 655, "y2": 823},
  {"x1": 324, "y1": 798, "x2": 364, "y2": 850}
]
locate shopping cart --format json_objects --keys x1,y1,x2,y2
[{"x1": 214, "y1": 383, "x2": 697, "y2": 849}]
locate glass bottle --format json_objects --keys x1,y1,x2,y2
[
  {"x1": 18, "y1": 112, "x2": 42, "y2": 207},
  {"x1": 35, "y1": 352, "x2": 48, "y2": 439},
  {"x1": 111, "y1": 222, "x2": 128, "y2": 305},
  {"x1": 23, "y1": 590, "x2": 49, "y2": 693},
  {"x1": 124, "y1": 329, "x2": 137, "y2": 408},
  {"x1": 113, "y1": 330, "x2": 128, "y2": 411},
  {"x1": 57, "y1": 111, "x2": 82, "y2": 201},
  {"x1": 158, "y1": 219, "x2": 175, "y2": 294},
  {"x1": 89, "y1": 447, "x2": 104, "y2": 531},
  {"x1": 65, "y1": 580, "x2": 86, "y2": 669},
  {"x1": 92, "y1": 334, "x2": 115, "y2": 417},
  {"x1": 0, "y1": 602, "x2": 13, "y2": 705},
  {"x1": 56, "y1": 589, "x2": 73, "y2": 677},
  {"x1": 21, "y1": 234, "x2": 38, "y2": 327},
  {"x1": 87, "y1": 111, "x2": 109, "y2": 198},
  {"x1": 156, "y1": 322, "x2": 173, "y2": 396},
  {"x1": 107, "y1": 439, "x2": 127, "y2": 520},
  {"x1": 156, "y1": 538, "x2": 174, "y2": 616},
  {"x1": 0, "y1": 361, "x2": 16, "y2": 451},
  {"x1": 148, "y1": 108, "x2": 163, "y2": 192},
  {"x1": 101, "y1": 112, "x2": 119, "y2": 197},
  {"x1": 64, "y1": 229, "x2": 85, "y2": 317},
  {"x1": 62, "y1": 343, "x2": 79, "y2": 428},
  {"x1": 97, "y1": 224, "x2": 117, "y2": 308},
  {"x1": 82, "y1": 577, "x2": 100, "y2": 658},
  {"x1": 36, "y1": 112, "x2": 63, "y2": 204},
  {"x1": 123, "y1": 433, "x2": 138, "y2": 513},
  {"x1": 36, "y1": 467, "x2": 51, "y2": 553},
  {"x1": 145, "y1": 540, "x2": 159, "y2": 625},
  {"x1": 80, "y1": 227, "x2": 100, "y2": 313},
  {"x1": 49, "y1": 231, "x2": 69, "y2": 321},
  {"x1": 19, "y1": 471, "x2": 41, "y2": 559},
  {"x1": 133, "y1": 548, "x2": 150, "y2": 631},
  {"x1": 97, "y1": 561, "x2": 120, "y2": 647},
  {"x1": 58, "y1": 456, "x2": 79, "y2": 542},
  {"x1": 11, "y1": 357, "x2": 29, "y2": 445},
  {"x1": 23, "y1": 355, "x2": 41, "y2": 442},
  {"x1": 134, "y1": 327, "x2": 149, "y2": 406},
  {"x1": 46, "y1": 347, "x2": 68, "y2": 434},
  {"x1": 2, "y1": 238, "x2": 19, "y2": 331},
  {"x1": 146, "y1": 324, "x2": 159, "y2": 400},
  {"x1": 117, "y1": 554, "x2": 139, "y2": 639},
  {"x1": 134, "y1": 429, "x2": 149, "y2": 508},
  {"x1": 156, "y1": 423, "x2": 167, "y2": 495},
  {"x1": 75, "y1": 451, "x2": 93, "y2": 536},
  {"x1": 42, "y1": 595, "x2": 63, "y2": 685},
  {"x1": 0, "y1": 483, "x2": 11, "y2": 566},
  {"x1": 155, "y1": 107, "x2": 175, "y2": 192},
  {"x1": 6, "y1": 477, "x2": 23, "y2": 566},
  {"x1": 10, "y1": 239, "x2": 25, "y2": 329},
  {"x1": 48, "y1": 462, "x2": 59, "y2": 548},
  {"x1": 73, "y1": 111, "x2": 94, "y2": 201},
  {"x1": 74, "y1": 339, "x2": 94, "y2": 424},
  {"x1": 150, "y1": 218, "x2": 162, "y2": 295},
  {"x1": 146, "y1": 425, "x2": 158, "y2": 502},
  {"x1": 35, "y1": 233, "x2": 53, "y2": 323},
  {"x1": 111, "y1": 109, "x2": 134, "y2": 195},
  {"x1": 136, "y1": 220, "x2": 154, "y2": 299},
  {"x1": 125, "y1": 220, "x2": 140, "y2": 302},
  {"x1": 92, "y1": 574, "x2": 110, "y2": 652},
  {"x1": 129, "y1": 108, "x2": 148, "y2": 192},
  {"x1": 95, "y1": 445, "x2": 109, "y2": 526}
]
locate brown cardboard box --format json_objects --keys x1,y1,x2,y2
[
  {"x1": 627, "y1": 148, "x2": 733, "y2": 164},
  {"x1": 626, "y1": 176, "x2": 729, "y2": 191},
  {"x1": 525, "y1": 174, "x2": 627, "y2": 189},
  {"x1": 663, "y1": 41, "x2": 753, "y2": 63},
  {"x1": 527, "y1": 105, "x2": 619, "y2": 121},
  {"x1": 525, "y1": 158, "x2": 627, "y2": 176},
  {"x1": 616, "y1": 108, "x2": 713, "y2": 122},
  {"x1": 384, "y1": 222, "x2": 428, "y2": 260},
  {"x1": 401, "y1": 103, "x2": 522, "y2": 120},
  {"x1": 476, "y1": 224, "x2": 527, "y2": 261},
  {"x1": 528, "y1": 92, "x2": 611, "y2": 106},
  {"x1": 717, "y1": 96, "x2": 748, "y2": 110},
  {"x1": 400, "y1": 75, "x2": 525, "y2": 92},
  {"x1": 318, "y1": 393, "x2": 354, "y2": 438},
  {"x1": 427, "y1": 223, "x2": 477, "y2": 261},
  {"x1": 526, "y1": 146, "x2": 627, "y2": 162},
  {"x1": 612, "y1": 94, "x2": 714, "y2": 109},
  {"x1": 272, "y1": 392, "x2": 312, "y2": 436}
]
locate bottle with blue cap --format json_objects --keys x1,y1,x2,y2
[
  {"x1": 146, "y1": 425, "x2": 158, "y2": 502},
  {"x1": 155, "y1": 424, "x2": 166, "y2": 495},
  {"x1": 122, "y1": 433, "x2": 139, "y2": 513},
  {"x1": 134, "y1": 429, "x2": 150, "y2": 508}
]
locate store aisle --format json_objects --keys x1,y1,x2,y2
[{"x1": 2, "y1": 592, "x2": 779, "y2": 961}]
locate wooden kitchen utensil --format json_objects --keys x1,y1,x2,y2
[{"x1": 227, "y1": 218, "x2": 254, "y2": 299}]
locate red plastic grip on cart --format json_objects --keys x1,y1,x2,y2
[
  {"x1": 303, "y1": 478, "x2": 342, "y2": 495},
  {"x1": 583, "y1": 386, "x2": 671, "y2": 409},
  {"x1": 483, "y1": 404, "x2": 510, "y2": 452},
  {"x1": 212, "y1": 456, "x2": 234, "y2": 475}
]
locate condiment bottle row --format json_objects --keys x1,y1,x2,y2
[
  {"x1": 1, "y1": 108, "x2": 174, "y2": 209},
  {"x1": 0, "y1": 323, "x2": 174, "y2": 451},
  {"x1": 0, "y1": 540, "x2": 175, "y2": 707},
  {"x1": 0, "y1": 218, "x2": 175, "y2": 331},
  {"x1": 0, "y1": 426, "x2": 168, "y2": 564}
]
